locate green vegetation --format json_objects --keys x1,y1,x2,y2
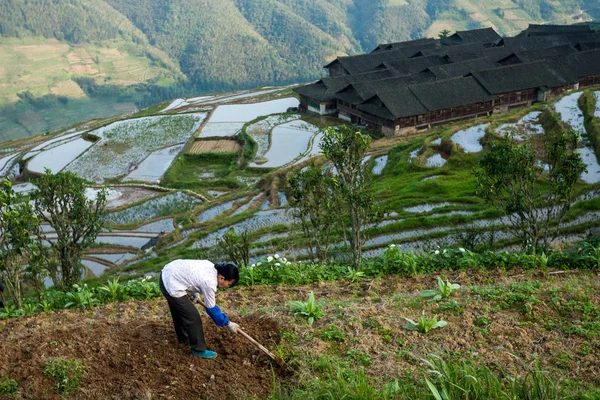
[
  {"x1": 579, "y1": 90, "x2": 600, "y2": 160},
  {"x1": 1, "y1": 0, "x2": 594, "y2": 142},
  {"x1": 419, "y1": 276, "x2": 461, "y2": 302},
  {"x1": 32, "y1": 170, "x2": 108, "y2": 290},
  {"x1": 402, "y1": 311, "x2": 447, "y2": 333},
  {"x1": 288, "y1": 292, "x2": 324, "y2": 325},
  {"x1": 474, "y1": 118, "x2": 586, "y2": 252},
  {"x1": 43, "y1": 358, "x2": 85, "y2": 395},
  {"x1": 0, "y1": 375, "x2": 18, "y2": 395}
]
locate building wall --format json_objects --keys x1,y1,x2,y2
[{"x1": 580, "y1": 75, "x2": 600, "y2": 88}]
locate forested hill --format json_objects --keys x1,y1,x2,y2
[
  {"x1": 0, "y1": 0, "x2": 597, "y2": 142},
  {"x1": 2, "y1": 0, "x2": 597, "y2": 93}
]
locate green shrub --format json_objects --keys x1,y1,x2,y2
[
  {"x1": 0, "y1": 375, "x2": 18, "y2": 395},
  {"x1": 44, "y1": 358, "x2": 85, "y2": 394}
]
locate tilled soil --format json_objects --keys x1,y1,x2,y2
[
  {"x1": 1, "y1": 300, "x2": 281, "y2": 399},
  {"x1": 2, "y1": 268, "x2": 600, "y2": 399}
]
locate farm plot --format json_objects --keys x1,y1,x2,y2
[
  {"x1": 554, "y1": 92, "x2": 585, "y2": 134},
  {"x1": 208, "y1": 98, "x2": 299, "y2": 123},
  {"x1": 293, "y1": 131, "x2": 325, "y2": 165},
  {"x1": 554, "y1": 92, "x2": 600, "y2": 183},
  {"x1": 64, "y1": 114, "x2": 206, "y2": 182},
  {"x1": 198, "y1": 122, "x2": 245, "y2": 138},
  {"x1": 0, "y1": 153, "x2": 19, "y2": 178},
  {"x1": 188, "y1": 140, "x2": 241, "y2": 154},
  {"x1": 246, "y1": 114, "x2": 300, "y2": 157},
  {"x1": 123, "y1": 144, "x2": 184, "y2": 183},
  {"x1": 86, "y1": 253, "x2": 137, "y2": 265},
  {"x1": 450, "y1": 123, "x2": 488, "y2": 153},
  {"x1": 105, "y1": 192, "x2": 202, "y2": 226},
  {"x1": 371, "y1": 155, "x2": 388, "y2": 175},
  {"x1": 27, "y1": 137, "x2": 95, "y2": 174},
  {"x1": 495, "y1": 111, "x2": 544, "y2": 138},
  {"x1": 198, "y1": 98, "x2": 298, "y2": 138},
  {"x1": 249, "y1": 120, "x2": 318, "y2": 169},
  {"x1": 30, "y1": 130, "x2": 83, "y2": 151}
]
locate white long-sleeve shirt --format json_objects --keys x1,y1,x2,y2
[{"x1": 161, "y1": 259, "x2": 218, "y2": 308}]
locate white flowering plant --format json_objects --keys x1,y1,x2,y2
[
  {"x1": 429, "y1": 247, "x2": 480, "y2": 269},
  {"x1": 245, "y1": 253, "x2": 294, "y2": 285}
]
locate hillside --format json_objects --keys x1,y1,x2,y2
[
  {"x1": 0, "y1": 0, "x2": 597, "y2": 142},
  {"x1": 2, "y1": 268, "x2": 600, "y2": 398}
]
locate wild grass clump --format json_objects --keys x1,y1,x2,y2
[{"x1": 271, "y1": 353, "x2": 593, "y2": 399}]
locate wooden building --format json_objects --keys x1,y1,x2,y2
[{"x1": 294, "y1": 24, "x2": 600, "y2": 137}]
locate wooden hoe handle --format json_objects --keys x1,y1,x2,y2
[{"x1": 196, "y1": 298, "x2": 279, "y2": 362}]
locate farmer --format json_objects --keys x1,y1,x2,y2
[
  {"x1": 159, "y1": 260, "x2": 240, "y2": 359},
  {"x1": 0, "y1": 282, "x2": 4, "y2": 308}
]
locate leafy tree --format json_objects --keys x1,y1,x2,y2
[
  {"x1": 321, "y1": 126, "x2": 379, "y2": 268},
  {"x1": 288, "y1": 163, "x2": 341, "y2": 263},
  {"x1": 438, "y1": 29, "x2": 452, "y2": 38},
  {"x1": 0, "y1": 179, "x2": 43, "y2": 308},
  {"x1": 474, "y1": 128, "x2": 586, "y2": 252},
  {"x1": 31, "y1": 170, "x2": 108, "y2": 290},
  {"x1": 217, "y1": 228, "x2": 251, "y2": 268}
]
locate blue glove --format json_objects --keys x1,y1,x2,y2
[{"x1": 205, "y1": 305, "x2": 230, "y2": 327}]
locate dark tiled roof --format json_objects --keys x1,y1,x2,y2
[
  {"x1": 514, "y1": 44, "x2": 578, "y2": 62},
  {"x1": 409, "y1": 76, "x2": 493, "y2": 111},
  {"x1": 471, "y1": 61, "x2": 569, "y2": 94},
  {"x1": 443, "y1": 46, "x2": 512, "y2": 63},
  {"x1": 427, "y1": 58, "x2": 498, "y2": 80},
  {"x1": 501, "y1": 35, "x2": 572, "y2": 51},
  {"x1": 441, "y1": 28, "x2": 501, "y2": 45},
  {"x1": 383, "y1": 55, "x2": 449, "y2": 75},
  {"x1": 294, "y1": 81, "x2": 331, "y2": 102},
  {"x1": 360, "y1": 89, "x2": 428, "y2": 118},
  {"x1": 565, "y1": 49, "x2": 600, "y2": 78},
  {"x1": 321, "y1": 69, "x2": 398, "y2": 92},
  {"x1": 419, "y1": 42, "x2": 487, "y2": 57},
  {"x1": 338, "y1": 75, "x2": 415, "y2": 104},
  {"x1": 577, "y1": 41, "x2": 600, "y2": 51},
  {"x1": 324, "y1": 46, "x2": 430, "y2": 74},
  {"x1": 371, "y1": 38, "x2": 438, "y2": 52},
  {"x1": 294, "y1": 69, "x2": 399, "y2": 101},
  {"x1": 522, "y1": 24, "x2": 592, "y2": 36}
]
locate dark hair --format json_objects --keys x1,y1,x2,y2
[{"x1": 214, "y1": 262, "x2": 239, "y2": 286}]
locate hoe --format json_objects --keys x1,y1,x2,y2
[{"x1": 195, "y1": 299, "x2": 284, "y2": 366}]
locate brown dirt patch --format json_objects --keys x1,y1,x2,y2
[
  {"x1": 189, "y1": 140, "x2": 241, "y2": 154},
  {"x1": 49, "y1": 81, "x2": 86, "y2": 98},
  {"x1": 66, "y1": 64, "x2": 99, "y2": 75},
  {"x1": 103, "y1": 186, "x2": 162, "y2": 210},
  {"x1": 14, "y1": 44, "x2": 70, "y2": 61},
  {"x1": 0, "y1": 300, "x2": 281, "y2": 399},
  {"x1": 503, "y1": 10, "x2": 520, "y2": 20},
  {"x1": 470, "y1": 12, "x2": 487, "y2": 22}
]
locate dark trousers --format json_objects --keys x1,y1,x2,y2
[{"x1": 159, "y1": 273, "x2": 207, "y2": 352}]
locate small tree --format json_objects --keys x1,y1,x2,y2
[
  {"x1": 31, "y1": 170, "x2": 107, "y2": 290},
  {"x1": 217, "y1": 228, "x2": 250, "y2": 268},
  {"x1": 288, "y1": 163, "x2": 340, "y2": 263},
  {"x1": 438, "y1": 29, "x2": 452, "y2": 39},
  {"x1": 474, "y1": 128, "x2": 586, "y2": 252},
  {"x1": 321, "y1": 125, "x2": 379, "y2": 268},
  {"x1": 0, "y1": 179, "x2": 43, "y2": 308}
]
